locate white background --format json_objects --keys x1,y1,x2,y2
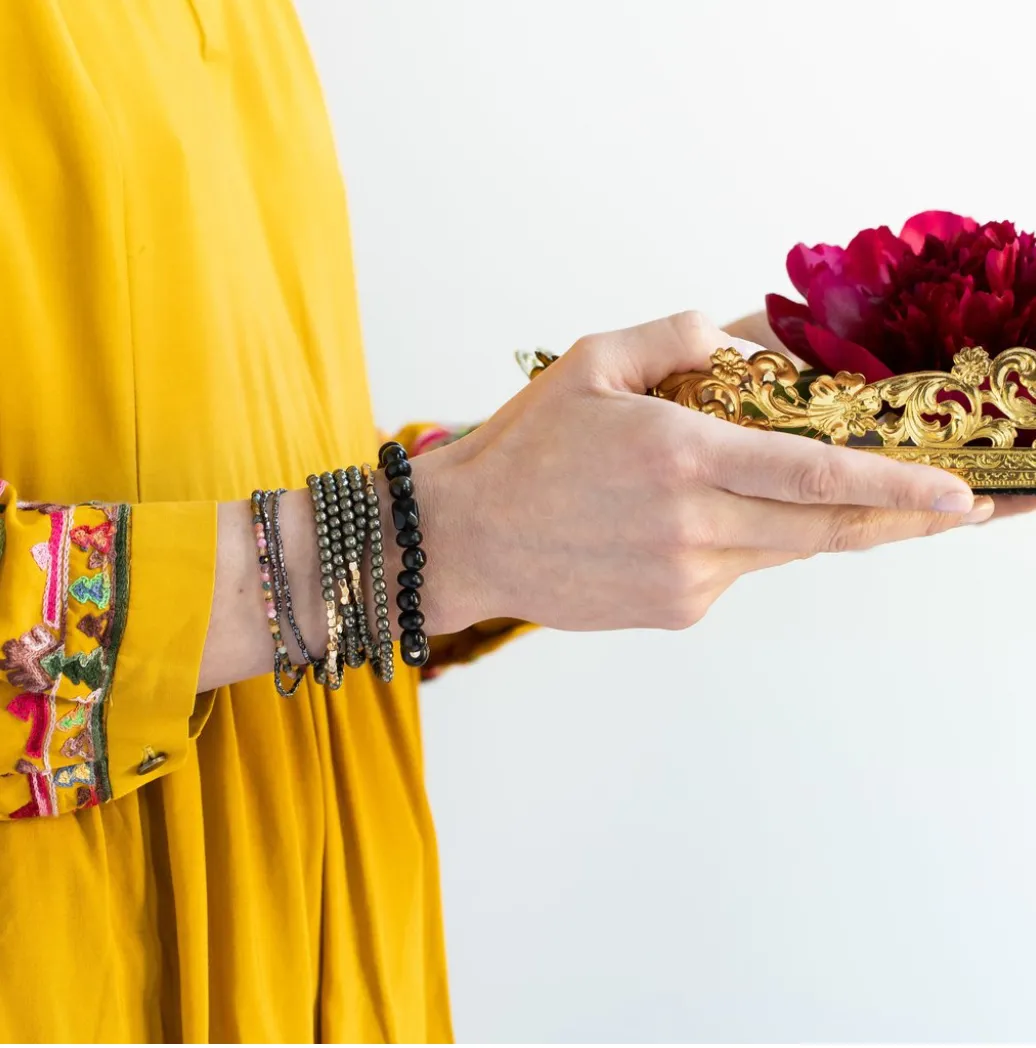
[{"x1": 297, "y1": 1, "x2": 1036, "y2": 1041}]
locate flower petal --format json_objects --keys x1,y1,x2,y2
[
  {"x1": 786, "y1": 243, "x2": 844, "y2": 298},
  {"x1": 765, "y1": 294, "x2": 814, "y2": 357},
  {"x1": 899, "y1": 211, "x2": 978, "y2": 252},
  {"x1": 842, "y1": 226, "x2": 910, "y2": 293},
  {"x1": 803, "y1": 323, "x2": 894, "y2": 382}
]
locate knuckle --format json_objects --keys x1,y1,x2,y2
[
  {"x1": 789, "y1": 454, "x2": 842, "y2": 504},
  {"x1": 672, "y1": 309, "x2": 709, "y2": 334}
]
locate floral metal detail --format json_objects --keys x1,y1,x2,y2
[{"x1": 517, "y1": 344, "x2": 1036, "y2": 490}]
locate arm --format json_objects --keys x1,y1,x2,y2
[{"x1": 1, "y1": 312, "x2": 989, "y2": 820}]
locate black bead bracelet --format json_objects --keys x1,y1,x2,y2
[{"x1": 378, "y1": 441, "x2": 430, "y2": 668}]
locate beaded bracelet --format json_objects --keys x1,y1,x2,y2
[
  {"x1": 306, "y1": 473, "x2": 343, "y2": 689},
  {"x1": 251, "y1": 490, "x2": 304, "y2": 697},
  {"x1": 378, "y1": 442, "x2": 430, "y2": 668},
  {"x1": 269, "y1": 488, "x2": 314, "y2": 666},
  {"x1": 362, "y1": 463, "x2": 394, "y2": 682},
  {"x1": 333, "y1": 468, "x2": 365, "y2": 670}
]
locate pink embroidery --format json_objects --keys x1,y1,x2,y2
[
  {"x1": 70, "y1": 521, "x2": 115, "y2": 570},
  {"x1": 9, "y1": 766, "x2": 53, "y2": 818},
  {"x1": 42, "y1": 510, "x2": 71, "y2": 630},
  {"x1": 410, "y1": 427, "x2": 451, "y2": 457},
  {"x1": 6, "y1": 693, "x2": 49, "y2": 759},
  {"x1": 0, "y1": 625, "x2": 60, "y2": 692}
]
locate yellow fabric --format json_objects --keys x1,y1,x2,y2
[{"x1": 0, "y1": 2, "x2": 528, "y2": 1040}]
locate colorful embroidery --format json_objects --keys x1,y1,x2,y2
[
  {"x1": 77, "y1": 611, "x2": 113, "y2": 645},
  {"x1": 6, "y1": 693, "x2": 48, "y2": 759},
  {"x1": 60, "y1": 729, "x2": 94, "y2": 761},
  {"x1": 0, "y1": 625, "x2": 60, "y2": 693},
  {"x1": 56, "y1": 704, "x2": 87, "y2": 732},
  {"x1": 53, "y1": 762, "x2": 94, "y2": 789},
  {"x1": 2, "y1": 500, "x2": 130, "y2": 819},
  {"x1": 69, "y1": 573, "x2": 112, "y2": 610},
  {"x1": 40, "y1": 647, "x2": 106, "y2": 690},
  {"x1": 71, "y1": 521, "x2": 115, "y2": 571},
  {"x1": 408, "y1": 423, "x2": 478, "y2": 458},
  {"x1": 28, "y1": 510, "x2": 73, "y2": 630}
]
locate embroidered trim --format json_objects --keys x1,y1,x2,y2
[
  {"x1": 408, "y1": 423, "x2": 478, "y2": 458},
  {"x1": 1, "y1": 500, "x2": 130, "y2": 818}
]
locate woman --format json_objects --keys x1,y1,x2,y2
[{"x1": 0, "y1": 3, "x2": 994, "y2": 1043}]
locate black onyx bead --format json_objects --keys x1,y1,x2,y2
[
  {"x1": 401, "y1": 628, "x2": 427, "y2": 651},
  {"x1": 402, "y1": 643, "x2": 430, "y2": 668},
  {"x1": 379, "y1": 441, "x2": 406, "y2": 466},
  {"x1": 396, "y1": 528, "x2": 423, "y2": 549},
  {"x1": 402, "y1": 547, "x2": 427, "y2": 571},
  {"x1": 388, "y1": 475, "x2": 413, "y2": 500},
  {"x1": 398, "y1": 609, "x2": 425, "y2": 632},
  {"x1": 396, "y1": 588, "x2": 421, "y2": 612},
  {"x1": 384, "y1": 458, "x2": 412, "y2": 480},
  {"x1": 392, "y1": 498, "x2": 420, "y2": 531},
  {"x1": 398, "y1": 569, "x2": 424, "y2": 590}
]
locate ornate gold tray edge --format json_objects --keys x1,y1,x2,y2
[{"x1": 516, "y1": 345, "x2": 1036, "y2": 494}]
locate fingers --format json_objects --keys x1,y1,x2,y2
[
  {"x1": 698, "y1": 489, "x2": 994, "y2": 554},
  {"x1": 694, "y1": 419, "x2": 977, "y2": 515},
  {"x1": 569, "y1": 310, "x2": 756, "y2": 394},
  {"x1": 988, "y1": 495, "x2": 1036, "y2": 521}
]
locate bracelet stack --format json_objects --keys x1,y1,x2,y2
[{"x1": 249, "y1": 442, "x2": 431, "y2": 694}]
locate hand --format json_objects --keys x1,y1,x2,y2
[
  {"x1": 417, "y1": 311, "x2": 992, "y2": 635},
  {"x1": 724, "y1": 309, "x2": 1036, "y2": 527}
]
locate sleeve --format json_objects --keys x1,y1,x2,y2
[
  {"x1": 393, "y1": 423, "x2": 537, "y2": 681},
  {"x1": 0, "y1": 480, "x2": 217, "y2": 820}
]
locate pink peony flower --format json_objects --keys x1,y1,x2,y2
[{"x1": 766, "y1": 211, "x2": 1036, "y2": 382}]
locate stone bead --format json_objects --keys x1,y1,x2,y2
[
  {"x1": 385, "y1": 458, "x2": 412, "y2": 480},
  {"x1": 397, "y1": 569, "x2": 424, "y2": 590},
  {"x1": 373, "y1": 579, "x2": 387, "y2": 593},
  {"x1": 392, "y1": 498, "x2": 419, "y2": 531},
  {"x1": 401, "y1": 642, "x2": 430, "y2": 668},
  {"x1": 398, "y1": 609, "x2": 425, "y2": 632},
  {"x1": 396, "y1": 588, "x2": 421, "y2": 612},
  {"x1": 317, "y1": 535, "x2": 330, "y2": 549},
  {"x1": 371, "y1": 554, "x2": 384, "y2": 568},
  {"x1": 379, "y1": 442, "x2": 406, "y2": 465},
  {"x1": 402, "y1": 547, "x2": 426, "y2": 571},
  {"x1": 371, "y1": 566, "x2": 384, "y2": 580},
  {"x1": 322, "y1": 586, "x2": 335, "y2": 601},
  {"x1": 343, "y1": 522, "x2": 356, "y2": 536},
  {"x1": 401, "y1": 628, "x2": 427, "y2": 650},
  {"x1": 319, "y1": 548, "x2": 332, "y2": 562},
  {"x1": 388, "y1": 475, "x2": 413, "y2": 500},
  {"x1": 332, "y1": 553, "x2": 344, "y2": 566},
  {"x1": 396, "y1": 528, "x2": 422, "y2": 549},
  {"x1": 331, "y1": 542, "x2": 343, "y2": 555}
]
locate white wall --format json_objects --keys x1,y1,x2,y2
[{"x1": 296, "y1": 1, "x2": 1036, "y2": 1040}]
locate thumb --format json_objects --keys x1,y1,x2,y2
[{"x1": 582, "y1": 310, "x2": 764, "y2": 393}]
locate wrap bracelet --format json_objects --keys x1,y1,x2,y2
[{"x1": 251, "y1": 489, "x2": 304, "y2": 697}]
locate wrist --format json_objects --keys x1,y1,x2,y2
[{"x1": 399, "y1": 447, "x2": 486, "y2": 638}]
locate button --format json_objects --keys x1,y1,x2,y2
[{"x1": 138, "y1": 747, "x2": 168, "y2": 775}]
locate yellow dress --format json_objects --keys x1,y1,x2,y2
[{"x1": 0, "y1": 3, "x2": 520, "y2": 1041}]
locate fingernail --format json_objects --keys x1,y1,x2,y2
[
  {"x1": 932, "y1": 492, "x2": 973, "y2": 514},
  {"x1": 961, "y1": 498, "x2": 994, "y2": 525}
]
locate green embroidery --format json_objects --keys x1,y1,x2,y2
[
  {"x1": 56, "y1": 704, "x2": 87, "y2": 732},
  {"x1": 40, "y1": 647, "x2": 106, "y2": 690}
]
